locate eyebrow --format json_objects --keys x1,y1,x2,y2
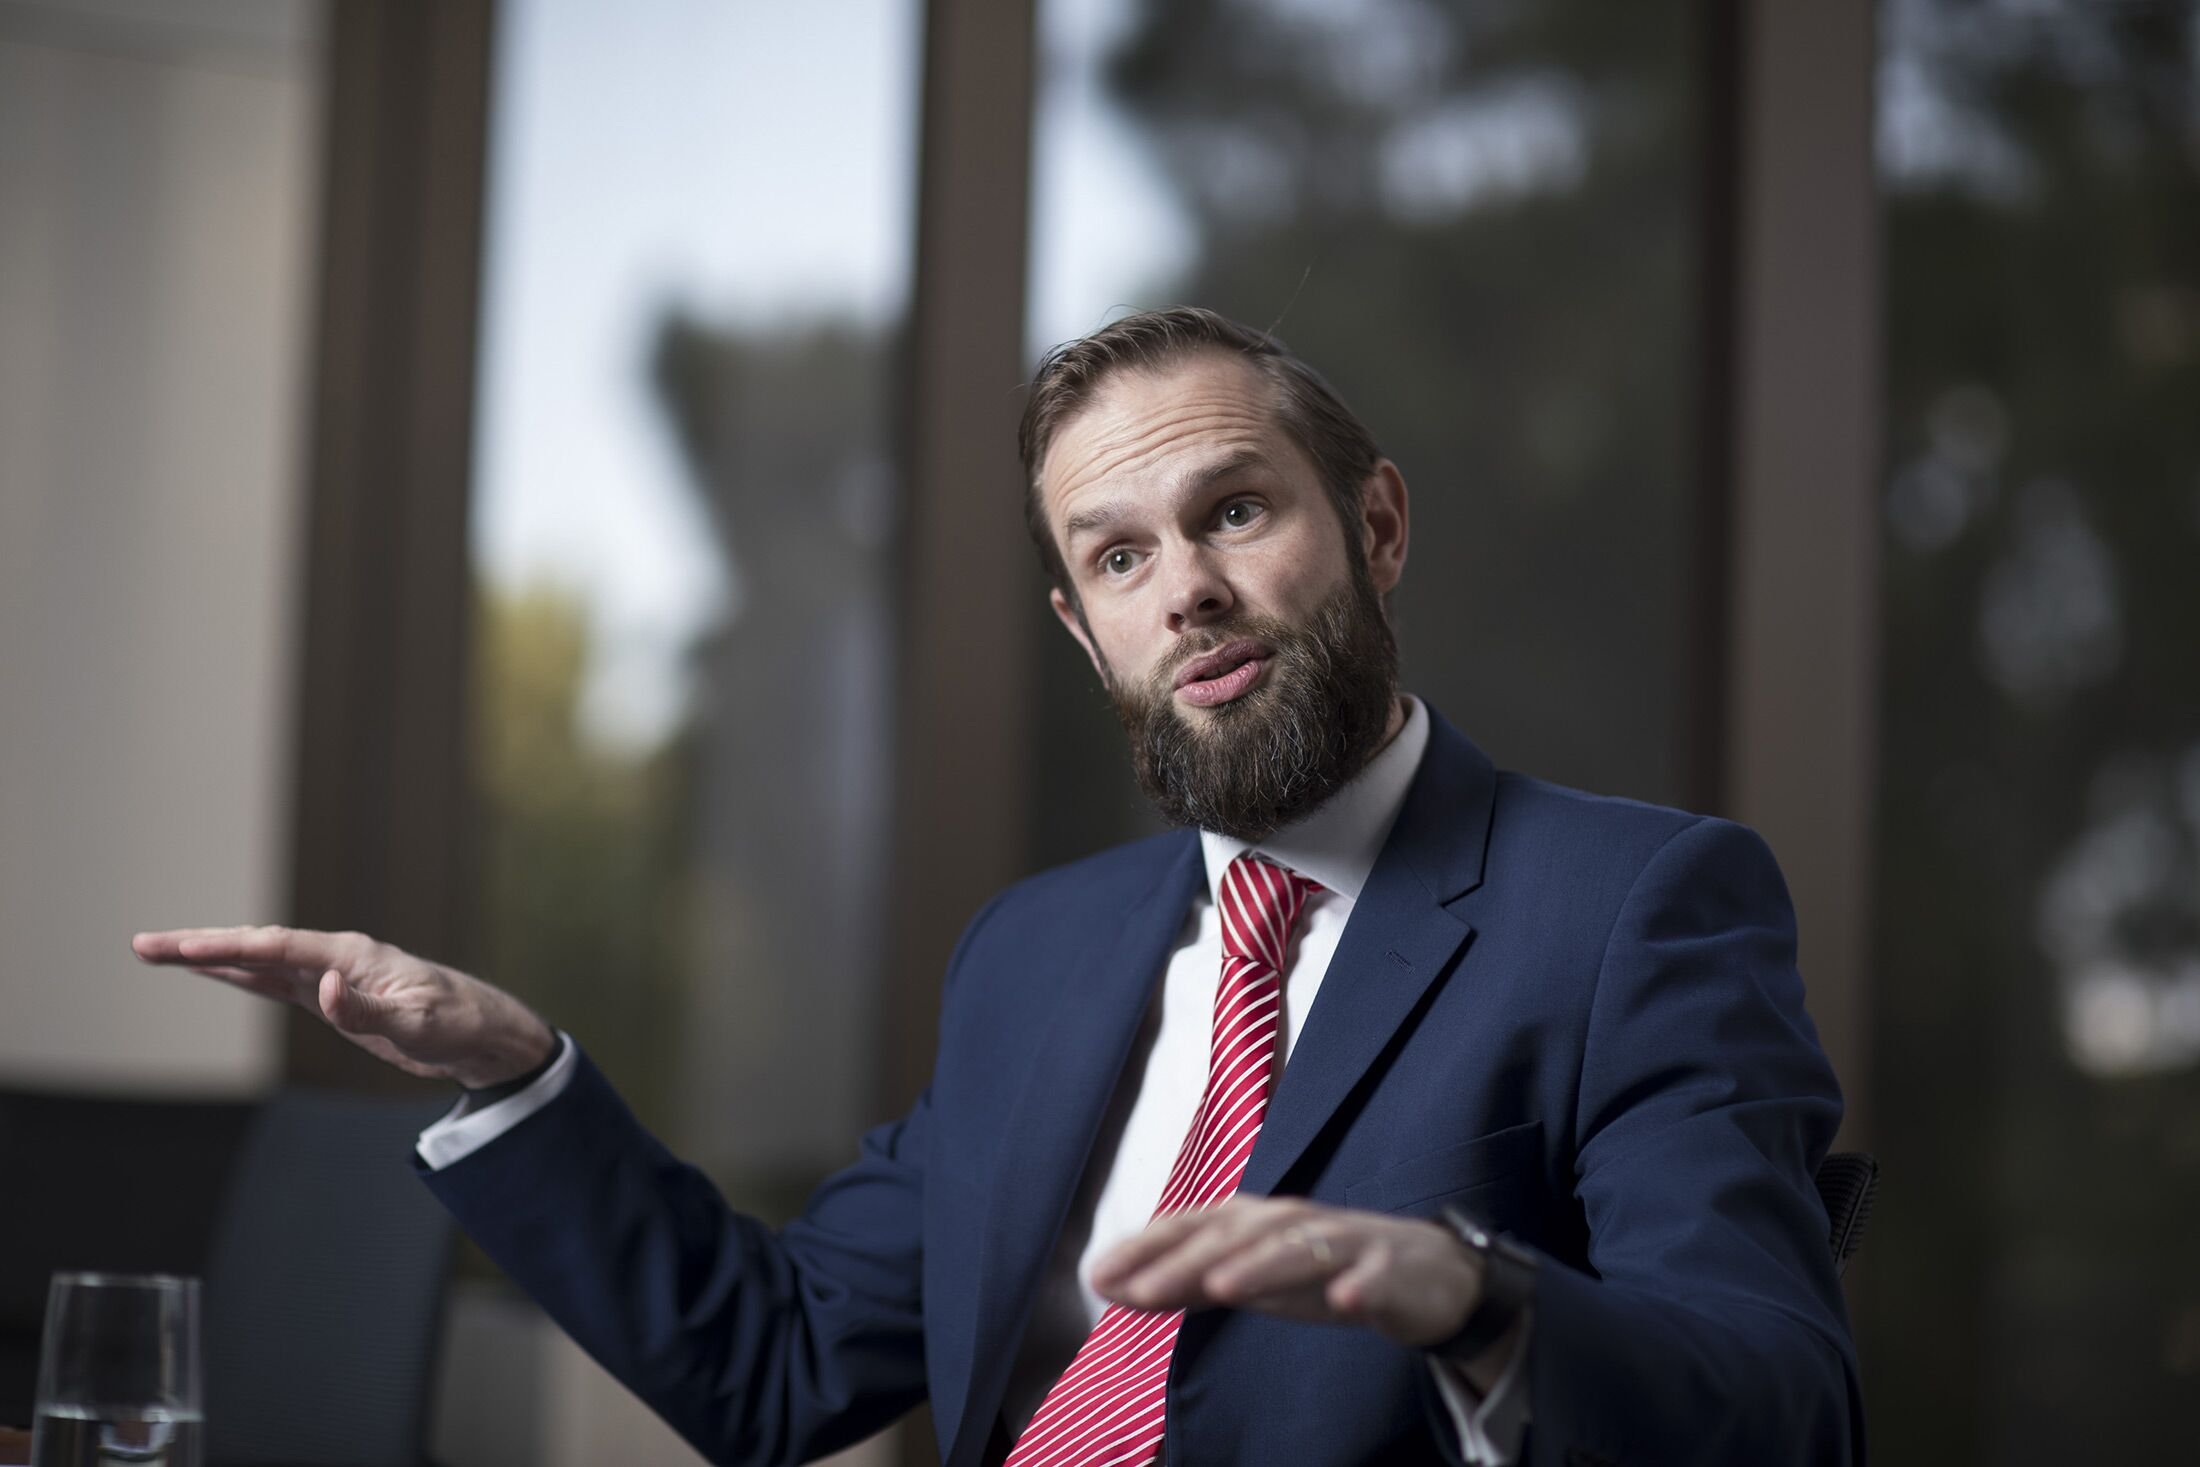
[{"x1": 1060, "y1": 450, "x2": 1274, "y2": 544}]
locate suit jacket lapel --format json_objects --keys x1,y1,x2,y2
[
  {"x1": 947, "y1": 830, "x2": 1206, "y2": 1465},
  {"x1": 1238, "y1": 710, "x2": 1498, "y2": 1200}
]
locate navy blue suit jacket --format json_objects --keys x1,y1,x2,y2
[{"x1": 423, "y1": 709, "x2": 1864, "y2": 1465}]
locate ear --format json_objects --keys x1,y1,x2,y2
[
  {"x1": 1358, "y1": 459, "x2": 1410, "y2": 596},
  {"x1": 1050, "y1": 587, "x2": 1107, "y2": 682}
]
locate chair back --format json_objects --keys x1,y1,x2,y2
[
  {"x1": 1814, "y1": 1150, "x2": 1880, "y2": 1275},
  {"x1": 202, "y1": 1088, "x2": 454, "y2": 1467}
]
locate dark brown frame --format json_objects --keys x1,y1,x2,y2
[{"x1": 285, "y1": 0, "x2": 497, "y2": 1091}]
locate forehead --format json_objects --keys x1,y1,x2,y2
[{"x1": 1038, "y1": 352, "x2": 1299, "y2": 521}]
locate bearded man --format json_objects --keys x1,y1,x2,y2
[{"x1": 135, "y1": 308, "x2": 1863, "y2": 1466}]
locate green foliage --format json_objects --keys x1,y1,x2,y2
[{"x1": 471, "y1": 581, "x2": 696, "y2": 1138}]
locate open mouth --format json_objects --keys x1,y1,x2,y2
[{"x1": 1173, "y1": 640, "x2": 1271, "y2": 708}]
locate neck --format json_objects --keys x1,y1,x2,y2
[{"x1": 1376, "y1": 693, "x2": 1407, "y2": 750}]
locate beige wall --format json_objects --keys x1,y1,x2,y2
[{"x1": 0, "y1": 0, "x2": 322, "y2": 1092}]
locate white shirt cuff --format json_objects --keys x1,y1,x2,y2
[
  {"x1": 415, "y1": 1032, "x2": 578, "y2": 1171},
  {"x1": 1428, "y1": 1308, "x2": 1532, "y2": 1465}
]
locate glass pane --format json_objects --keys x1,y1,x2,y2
[
  {"x1": 1869, "y1": 1, "x2": 2200, "y2": 1460},
  {"x1": 1026, "y1": 0, "x2": 1709, "y2": 863},
  {"x1": 469, "y1": 0, "x2": 920, "y2": 1215}
]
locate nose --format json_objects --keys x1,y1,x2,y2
[{"x1": 1161, "y1": 543, "x2": 1233, "y2": 634}]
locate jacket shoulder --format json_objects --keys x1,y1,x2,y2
[
  {"x1": 1486, "y1": 767, "x2": 1786, "y2": 898},
  {"x1": 936, "y1": 828, "x2": 1195, "y2": 1014},
  {"x1": 1490, "y1": 768, "x2": 1730, "y2": 863},
  {"x1": 984, "y1": 826, "x2": 1195, "y2": 920}
]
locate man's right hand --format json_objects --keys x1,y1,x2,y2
[{"x1": 130, "y1": 926, "x2": 557, "y2": 1089}]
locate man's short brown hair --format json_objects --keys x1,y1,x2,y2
[{"x1": 1018, "y1": 306, "x2": 1384, "y2": 595}]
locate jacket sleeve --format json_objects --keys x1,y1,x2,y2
[
  {"x1": 419, "y1": 1050, "x2": 932, "y2": 1466},
  {"x1": 414, "y1": 894, "x2": 1016, "y2": 1466},
  {"x1": 1519, "y1": 816, "x2": 1866, "y2": 1467}
]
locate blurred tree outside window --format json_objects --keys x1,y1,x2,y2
[
  {"x1": 1026, "y1": 0, "x2": 1712, "y2": 864},
  {"x1": 1869, "y1": 0, "x2": 2200, "y2": 1460},
  {"x1": 467, "y1": 0, "x2": 920, "y2": 1223}
]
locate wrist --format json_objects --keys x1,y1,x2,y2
[
  {"x1": 1428, "y1": 1208, "x2": 1538, "y2": 1379},
  {"x1": 449, "y1": 1003, "x2": 558, "y2": 1091}
]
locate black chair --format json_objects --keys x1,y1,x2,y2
[
  {"x1": 1814, "y1": 1150, "x2": 1879, "y2": 1275},
  {"x1": 202, "y1": 1088, "x2": 456, "y2": 1467}
]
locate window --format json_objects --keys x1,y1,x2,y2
[
  {"x1": 469, "y1": 0, "x2": 922, "y2": 1215},
  {"x1": 1869, "y1": 2, "x2": 2200, "y2": 1457}
]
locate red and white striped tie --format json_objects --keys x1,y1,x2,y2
[{"x1": 1005, "y1": 852, "x2": 1320, "y2": 1467}]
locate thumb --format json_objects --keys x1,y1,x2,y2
[{"x1": 318, "y1": 968, "x2": 397, "y2": 1036}]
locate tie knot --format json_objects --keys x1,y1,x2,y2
[{"x1": 1218, "y1": 853, "x2": 1320, "y2": 969}]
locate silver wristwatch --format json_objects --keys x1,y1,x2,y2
[{"x1": 1431, "y1": 1205, "x2": 1538, "y2": 1363}]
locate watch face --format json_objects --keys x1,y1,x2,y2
[{"x1": 1442, "y1": 1205, "x2": 1496, "y2": 1252}]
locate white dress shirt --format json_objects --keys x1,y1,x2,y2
[{"x1": 419, "y1": 694, "x2": 1527, "y2": 1462}]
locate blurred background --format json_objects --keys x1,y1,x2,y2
[{"x1": 1, "y1": 0, "x2": 2194, "y2": 1463}]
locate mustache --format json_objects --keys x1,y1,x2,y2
[
  {"x1": 1131, "y1": 617, "x2": 1298, "y2": 697},
  {"x1": 1101, "y1": 571, "x2": 1399, "y2": 843}
]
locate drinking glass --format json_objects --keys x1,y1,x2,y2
[{"x1": 31, "y1": 1273, "x2": 202, "y2": 1467}]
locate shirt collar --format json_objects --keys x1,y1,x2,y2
[{"x1": 1199, "y1": 694, "x2": 1430, "y2": 907}]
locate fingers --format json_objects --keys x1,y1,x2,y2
[
  {"x1": 1090, "y1": 1207, "x2": 1212, "y2": 1293},
  {"x1": 1106, "y1": 1206, "x2": 1276, "y2": 1311},
  {"x1": 1098, "y1": 1200, "x2": 1354, "y2": 1315},
  {"x1": 1204, "y1": 1219, "x2": 1359, "y2": 1307},
  {"x1": 1322, "y1": 1238, "x2": 1394, "y2": 1319},
  {"x1": 1095, "y1": 1200, "x2": 1461, "y2": 1344},
  {"x1": 133, "y1": 926, "x2": 269, "y2": 963},
  {"x1": 134, "y1": 925, "x2": 366, "y2": 973},
  {"x1": 194, "y1": 925, "x2": 341, "y2": 969},
  {"x1": 184, "y1": 964, "x2": 303, "y2": 1004},
  {"x1": 319, "y1": 969, "x2": 400, "y2": 1037},
  {"x1": 138, "y1": 929, "x2": 456, "y2": 1084}
]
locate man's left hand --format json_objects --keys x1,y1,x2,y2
[{"x1": 1090, "y1": 1196, "x2": 1482, "y2": 1350}]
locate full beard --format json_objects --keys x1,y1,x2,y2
[{"x1": 1102, "y1": 565, "x2": 1400, "y2": 843}]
